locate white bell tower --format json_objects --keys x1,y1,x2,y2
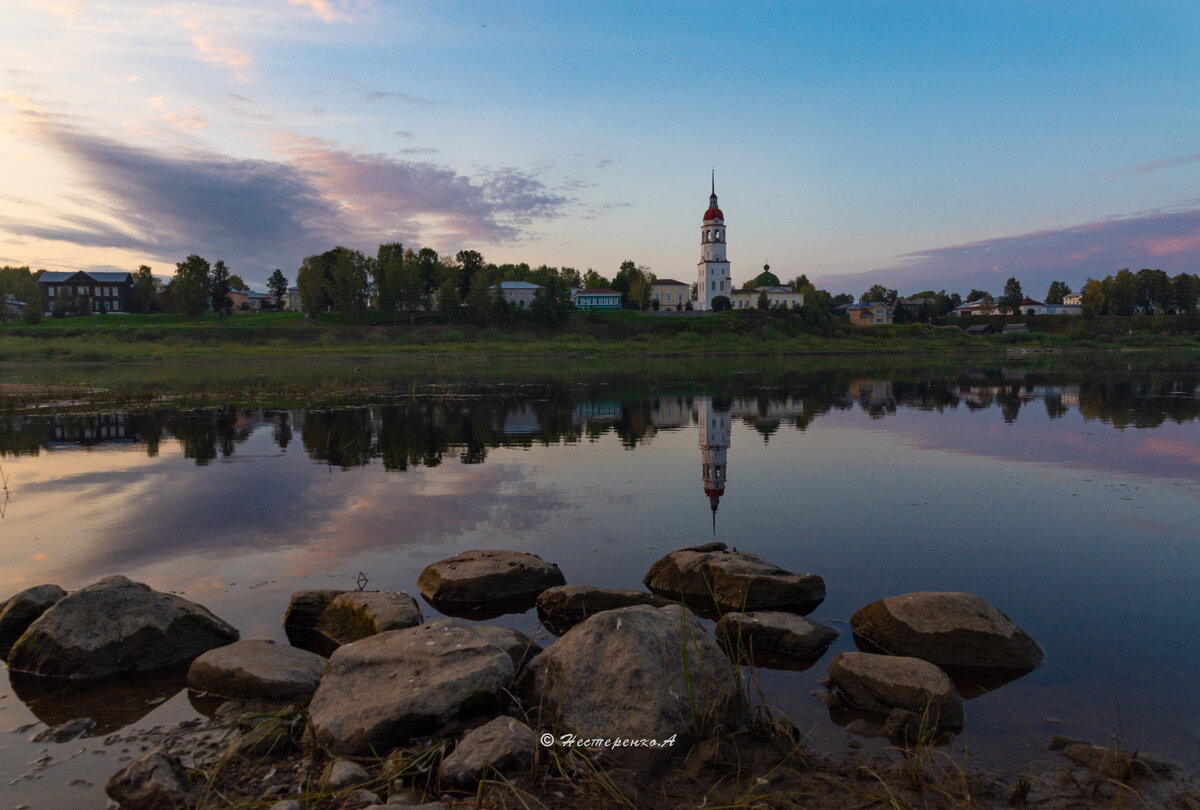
[{"x1": 696, "y1": 171, "x2": 730, "y2": 311}]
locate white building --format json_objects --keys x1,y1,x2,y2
[
  {"x1": 696, "y1": 174, "x2": 731, "y2": 311},
  {"x1": 491, "y1": 280, "x2": 542, "y2": 309}
]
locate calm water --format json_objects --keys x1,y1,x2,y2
[{"x1": 2, "y1": 357, "x2": 1199, "y2": 805}]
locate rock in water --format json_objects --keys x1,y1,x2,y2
[
  {"x1": 308, "y1": 619, "x2": 515, "y2": 756},
  {"x1": 536, "y1": 585, "x2": 674, "y2": 636},
  {"x1": 315, "y1": 591, "x2": 423, "y2": 644},
  {"x1": 518, "y1": 604, "x2": 743, "y2": 772},
  {"x1": 850, "y1": 592, "x2": 1044, "y2": 675},
  {"x1": 417, "y1": 550, "x2": 566, "y2": 615},
  {"x1": 643, "y1": 542, "x2": 824, "y2": 615},
  {"x1": 439, "y1": 716, "x2": 536, "y2": 787},
  {"x1": 825, "y1": 651, "x2": 964, "y2": 732},
  {"x1": 715, "y1": 611, "x2": 838, "y2": 663},
  {"x1": 105, "y1": 750, "x2": 192, "y2": 810},
  {"x1": 7, "y1": 575, "x2": 239, "y2": 679},
  {"x1": 187, "y1": 639, "x2": 326, "y2": 701},
  {"x1": 0, "y1": 583, "x2": 66, "y2": 660}
]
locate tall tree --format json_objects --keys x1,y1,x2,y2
[
  {"x1": 267, "y1": 268, "x2": 288, "y2": 309},
  {"x1": 1173, "y1": 273, "x2": 1200, "y2": 314},
  {"x1": 1081, "y1": 278, "x2": 1106, "y2": 317},
  {"x1": 581, "y1": 269, "x2": 609, "y2": 289},
  {"x1": 330, "y1": 248, "x2": 371, "y2": 317},
  {"x1": 373, "y1": 243, "x2": 405, "y2": 318},
  {"x1": 1135, "y1": 268, "x2": 1171, "y2": 313},
  {"x1": 861, "y1": 284, "x2": 897, "y2": 305},
  {"x1": 1108, "y1": 268, "x2": 1137, "y2": 315},
  {"x1": 296, "y1": 253, "x2": 331, "y2": 317},
  {"x1": 466, "y1": 267, "x2": 492, "y2": 323},
  {"x1": 129, "y1": 264, "x2": 161, "y2": 314},
  {"x1": 1045, "y1": 281, "x2": 1071, "y2": 305},
  {"x1": 454, "y1": 249, "x2": 485, "y2": 299},
  {"x1": 209, "y1": 259, "x2": 233, "y2": 317},
  {"x1": 172, "y1": 254, "x2": 211, "y2": 317},
  {"x1": 416, "y1": 247, "x2": 441, "y2": 310},
  {"x1": 999, "y1": 277, "x2": 1024, "y2": 316}
]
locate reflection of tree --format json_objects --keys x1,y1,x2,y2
[{"x1": 4, "y1": 367, "x2": 1200, "y2": 467}]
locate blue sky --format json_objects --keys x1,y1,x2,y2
[{"x1": 3, "y1": 0, "x2": 1200, "y2": 298}]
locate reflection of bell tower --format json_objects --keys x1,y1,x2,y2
[{"x1": 697, "y1": 396, "x2": 731, "y2": 532}]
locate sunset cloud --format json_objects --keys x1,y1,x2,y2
[
  {"x1": 0, "y1": 115, "x2": 571, "y2": 280},
  {"x1": 817, "y1": 205, "x2": 1200, "y2": 296}
]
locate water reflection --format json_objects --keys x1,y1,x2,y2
[{"x1": 8, "y1": 667, "x2": 189, "y2": 737}]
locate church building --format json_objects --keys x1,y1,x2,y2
[{"x1": 696, "y1": 174, "x2": 731, "y2": 311}]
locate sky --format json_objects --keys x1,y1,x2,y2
[{"x1": 3, "y1": 0, "x2": 1200, "y2": 298}]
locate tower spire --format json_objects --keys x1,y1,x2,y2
[{"x1": 711, "y1": 168, "x2": 715, "y2": 196}]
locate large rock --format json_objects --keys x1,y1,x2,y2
[
  {"x1": 187, "y1": 639, "x2": 326, "y2": 702},
  {"x1": 7, "y1": 575, "x2": 239, "y2": 679},
  {"x1": 282, "y1": 589, "x2": 344, "y2": 630},
  {"x1": 308, "y1": 619, "x2": 515, "y2": 755},
  {"x1": 519, "y1": 604, "x2": 742, "y2": 771},
  {"x1": 643, "y1": 542, "x2": 825, "y2": 616},
  {"x1": 849, "y1": 592, "x2": 1044, "y2": 675},
  {"x1": 470, "y1": 624, "x2": 542, "y2": 673},
  {"x1": 536, "y1": 585, "x2": 674, "y2": 636},
  {"x1": 714, "y1": 611, "x2": 838, "y2": 665},
  {"x1": 316, "y1": 591, "x2": 423, "y2": 644},
  {"x1": 439, "y1": 716, "x2": 536, "y2": 787},
  {"x1": 417, "y1": 550, "x2": 565, "y2": 615},
  {"x1": 0, "y1": 583, "x2": 66, "y2": 659},
  {"x1": 824, "y1": 651, "x2": 964, "y2": 732},
  {"x1": 105, "y1": 750, "x2": 192, "y2": 810}
]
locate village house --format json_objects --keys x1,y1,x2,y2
[
  {"x1": 650, "y1": 279, "x2": 690, "y2": 310},
  {"x1": 846, "y1": 301, "x2": 894, "y2": 326},
  {"x1": 572, "y1": 288, "x2": 622, "y2": 310},
  {"x1": 38, "y1": 270, "x2": 133, "y2": 314},
  {"x1": 491, "y1": 280, "x2": 541, "y2": 309}
]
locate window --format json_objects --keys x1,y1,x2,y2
[{"x1": 48, "y1": 287, "x2": 55, "y2": 297}]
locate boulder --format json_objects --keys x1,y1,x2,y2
[
  {"x1": 316, "y1": 591, "x2": 423, "y2": 644},
  {"x1": 518, "y1": 604, "x2": 742, "y2": 771},
  {"x1": 105, "y1": 750, "x2": 192, "y2": 810},
  {"x1": 0, "y1": 583, "x2": 66, "y2": 659},
  {"x1": 715, "y1": 611, "x2": 838, "y2": 664},
  {"x1": 308, "y1": 619, "x2": 515, "y2": 756},
  {"x1": 824, "y1": 651, "x2": 964, "y2": 732},
  {"x1": 470, "y1": 624, "x2": 542, "y2": 673},
  {"x1": 187, "y1": 639, "x2": 326, "y2": 702},
  {"x1": 643, "y1": 542, "x2": 824, "y2": 616},
  {"x1": 536, "y1": 585, "x2": 674, "y2": 636},
  {"x1": 282, "y1": 589, "x2": 344, "y2": 630},
  {"x1": 7, "y1": 575, "x2": 239, "y2": 679},
  {"x1": 849, "y1": 592, "x2": 1044, "y2": 675},
  {"x1": 439, "y1": 715, "x2": 536, "y2": 787},
  {"x1": 417, "y1": 550, "x2": 565, "y2": 615}
]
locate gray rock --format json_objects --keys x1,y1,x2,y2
[
  {"x1": 850, "y1": 591, "x2": 1044, "y2": 674},
  {"x1": 643, "y1": 543, "x2": 825, "y2": 615},
  {"x1": 308, "y1": 619, "x2": 515, "y2": 756},
  {"x1": 32, "y1": 716, "x2": 95, "y2": 743},
  {"x1": 1047, "y1": 735, "x2": 1177, "y2": 778},
  {"x1": 317, "y1": 591, "x2": 423, "y2": 644},
  {"x1": 324, "y1": 758, "x2": 371, "y2": 790},
  {"x1": 715, "y1": 611, "x2": 837, "y2": 662},
  {"x1": 0, "y1": 584, "x2": 66, "y2": 659},
  {"x1": 8, "y1": 575, "x2": 239, "y2": 679},
  {"x1": 337, "y1": 788, "x2": 381, "y2": 808},
  {"x1": 519, "y1": 604, "x2": 742, "y2": 772},
  {"x1": 536, "y1": 585, "x2": 674, "y2": 635},
  {"x1": 417, "y1": 550, "x2": 565, "y2": 611},
  {"x1": 469, "y1": 625, "x2": 542, "y2": 672},
  {"x1": 282, "y1": 589, "x2": 344, "y2": 630},
  {"x1": 269, "y1": 802, "x2": 303, "y2": 810},
  {"x1": 439, "y1": 716, "x2": 536, "y2": 787},
  {"x1": 187, "y1": 639, "x2": 326, "y2": 701},
  {"x1": 825, "y1": 651, "x2": 964, "y2": 732},
  {"x1": 104, "y1": 749, "x2": 191, "y2": 810}
]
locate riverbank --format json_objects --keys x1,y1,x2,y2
[{"x1": 4, "y1": 309, "x2": 1200, "y2": 361}]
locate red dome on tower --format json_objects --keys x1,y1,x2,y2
[{"x1": 703, "y1": 205, "x2": 724, "y2": 222}]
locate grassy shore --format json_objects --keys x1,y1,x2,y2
[{"x1": 7, "y1": 309, "x2": 1200, "y2": 362}]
